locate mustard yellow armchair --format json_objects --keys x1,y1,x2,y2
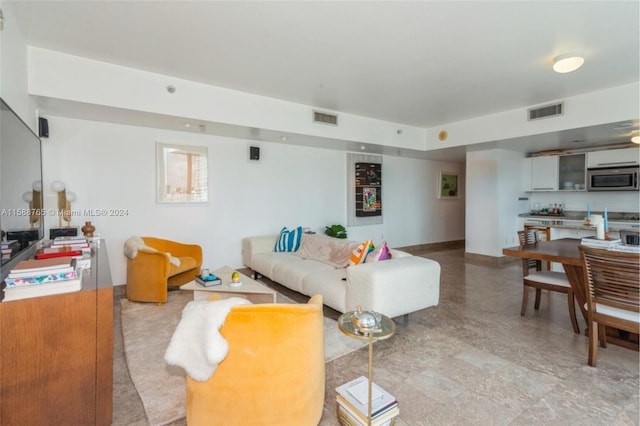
[
  {"x1": 186, "y1": 295, "x2": 325, "y2": 426},
  {"x1": 126, "y1": 236, "x2": 202, "y2": 303}
]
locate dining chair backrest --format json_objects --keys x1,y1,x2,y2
[
  {"x1": 580, "y1": 245, "x2": 640, "y2": 315},
  {"x1": 517, "y1": 230, "x2": 541, "y2": 272}
]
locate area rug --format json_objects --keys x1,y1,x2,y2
[{"x1": 120, "y1": 290, "x2": 366, "y2": 426}]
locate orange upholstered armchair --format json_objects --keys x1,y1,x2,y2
[
  {"x1": 186, "y1": 295, "x2": 325, "y2": 426},
  {"x1": 125, "y1": 236, "x2": 202, "y2": 303}
]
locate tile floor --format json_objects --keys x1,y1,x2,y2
[{"x1": 112, "y1": 248, "x2": 639, "y2": 425}]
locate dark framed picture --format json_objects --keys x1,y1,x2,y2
[{"x1": 355, "y1": 162, "x2": 382, "y2": 217}]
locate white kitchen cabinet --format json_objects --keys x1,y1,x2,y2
[
  {"x1": 587, "y1": 147, "x2": 640, "y2": 168},
  {"x1": 530, "y1": 156, "x2": 558, "y2": 191},
  {"x1": 521, "y1": 157, "x2": 532, "y2": 191}
]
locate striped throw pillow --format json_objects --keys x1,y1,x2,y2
[
  {"x1": 349, "y1": 240, "x2": 373, "y2": 265},
  {"x1": 274, "y1": 226, "x2": 303, "y2": 252}
]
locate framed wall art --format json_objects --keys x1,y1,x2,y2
[
  {"x1": 438, "y1": 171, "x2": 459, "y2": 199},
  {"x1": 156, "y1": 142, "x2": 208, "y2": 203},
  {"x1": 347, "y1": 153, "x2": 383, "y2": 226}
]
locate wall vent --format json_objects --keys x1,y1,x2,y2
[
  {"x1": 313, "y1": 111, "x2": 338, "y2": 125},
  {"x1": 528, "y1": 102, "x2": 564, "y2": 120}
]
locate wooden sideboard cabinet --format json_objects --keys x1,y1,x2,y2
[{"x1": 0, "y1": 241, "x2": 113, "y2": 425}]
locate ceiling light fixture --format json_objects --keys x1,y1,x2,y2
[
  {"x1": 632, "y1": 134, "x2": 640, "y2": 144},
  {"x1": 553, "y1": 54, "x2": 584, "y2": 73}
]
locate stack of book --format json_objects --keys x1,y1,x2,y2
[
  {"x1": 336, "y1": 376, "x2": 399, "y2": 426},
  {"x1": 51, "y1": 236, "x2": 90, "y2": 248},
  {"x1": 580, "y1": 236, "x2": 622, "y2": 248},
  {"x1": 35, "y1": 236, "x2": 90, "y2": 260},
  {"x1": 195, "y1": 273, "x2": 221, "y2": 287},
  {"x1": 2, "y1": 257, "x2": 82, "y2": 302},
  {"x1": 1, "y1": 240, "x2": 19, "y2": 259}
]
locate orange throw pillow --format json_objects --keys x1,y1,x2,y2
[{"x1": 349, "y1": 240, "x2": 373, "y2": 266}]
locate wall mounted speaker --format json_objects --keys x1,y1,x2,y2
[
  {"x1": 38, "y1": 117, "x2": 49, "y2": 138},
  {"x1": 250, "y1": 146, "x2": 260, "y2": 160}
]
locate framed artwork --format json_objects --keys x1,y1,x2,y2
[
  {"x1": 355, "y1": 162, "x2": 382, "y2": 217},
  {"x1": 156, "y1": 142, "x2": 208, "y2": 203},
  {"x1": 438, "y1": 171, "x2": 459, "y2": 199},
  {"x1": 347, "y1": 153, "x2": 383, "y2": 226}
]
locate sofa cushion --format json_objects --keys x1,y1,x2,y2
[
  {"x1": 295, "y1": 234, "x2": 360, "y2": 268},
  {"x1": 302, "y1": 269, "x2": 348, "y2": 313},
  {"x1": 274, "y1": 226, "x2": 303, "y2": 252},
  {"x1": 273, "y1": 259, "x2": 334, "y2": 293},
  {"x1": 169, "y1": 256, "x2": 199, "y2": 276},
  {"x1": 251, "y1": 252, "x2": 302, "y2": 280}
]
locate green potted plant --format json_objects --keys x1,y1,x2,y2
[{"x1": 325, "y1": 224, "x2": 347, "y2": 239}]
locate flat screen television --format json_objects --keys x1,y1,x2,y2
[{"x1": 0, "y1": 97, "x2": 44, "y2": 281}]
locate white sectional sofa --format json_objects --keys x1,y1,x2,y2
[{"x1": 242, "y1": 233, "x2": 441, "y2": 318}]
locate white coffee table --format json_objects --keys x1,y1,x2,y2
[{"x1": 180, "y1": 265, "x2": 277, "y2": 303}]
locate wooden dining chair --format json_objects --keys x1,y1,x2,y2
[
  {"x1": 517, "y1": 230, "x2": 579, "y2": 334},
  {"x1": 579, "y1": 245, "x2": 640, "y2": 367}
]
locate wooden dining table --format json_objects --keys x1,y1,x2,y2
[{"x1": 503, "y1": 238, "x2": 638, "y2": 350}]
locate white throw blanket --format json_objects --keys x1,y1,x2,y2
[
  {"x1": 123, "y1": 236, "x2": 181, "y2": 267},
  {"x1": 164, "y1": 297, "x2": 251, "y2": 381}
]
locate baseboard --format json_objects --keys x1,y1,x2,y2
[
  {"x1": 464, "y1": 251, "x2": 515, "y2": 265},
  {"x1": 396, "y1": 240, "x2": 465, "y2": 254}
]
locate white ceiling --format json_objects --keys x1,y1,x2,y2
[{"x1": 8, "y1": 1, "x2": 640, "y2": 160}]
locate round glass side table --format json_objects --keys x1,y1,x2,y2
[{"x1": 337, "y1": 310, "x2": 396, "y2": 425}]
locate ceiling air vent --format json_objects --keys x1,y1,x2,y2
[
  {"x1": 313, "y1": 111, "x2": 338, "y2": 126},
  {"x1": 528, "y1": 102, "x2": 564, "y2": 121}
]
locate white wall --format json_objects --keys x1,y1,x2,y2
[
  {"x1": 0, "y1": 1, "x2": 37, "y2": 129},
  {"x1": 465, "y1": 150, "x2": 500, "y2": 256},
  {"x1": 497, "y1": 150, "x2": 530, "y2": 250},
  {"x1": 426, "y1": 82, "x2": 640, "y2": 151},
  {"x1": 465, "y1": 149, "x2": 530, "y2": 257},
  {"x1": 41, "y1": 115, "x2": 464, "y2": 286}
]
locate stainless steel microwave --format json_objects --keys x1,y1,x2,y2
[{"x1": 587, "y1": 166, "x2": 639, "y2": 191}]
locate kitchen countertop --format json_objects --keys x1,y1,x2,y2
[{"x1": 520, "y1": 216, "x2": 640, "y2": 231}]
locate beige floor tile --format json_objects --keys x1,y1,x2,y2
[{"x1": 112, "y1": 248, "x2": 639, "y2": 425}]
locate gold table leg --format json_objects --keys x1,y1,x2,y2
[{"x1": 368, "y1": 333, "x2": 373, "y2": 426}]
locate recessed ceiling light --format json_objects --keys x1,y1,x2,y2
[
  {"x1": 632, "y1": 134, "x2": 640, "y2": 144},
  {"x1": 553, "y1": 54, "x2": 584, "y2": 73},
  {"x1": 184, "y1": 123, "x2": 191, "y2": 128}
]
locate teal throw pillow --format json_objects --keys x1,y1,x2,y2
[{"x1": 274, "y1": 226, "x2": 303, "y2": 252}]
